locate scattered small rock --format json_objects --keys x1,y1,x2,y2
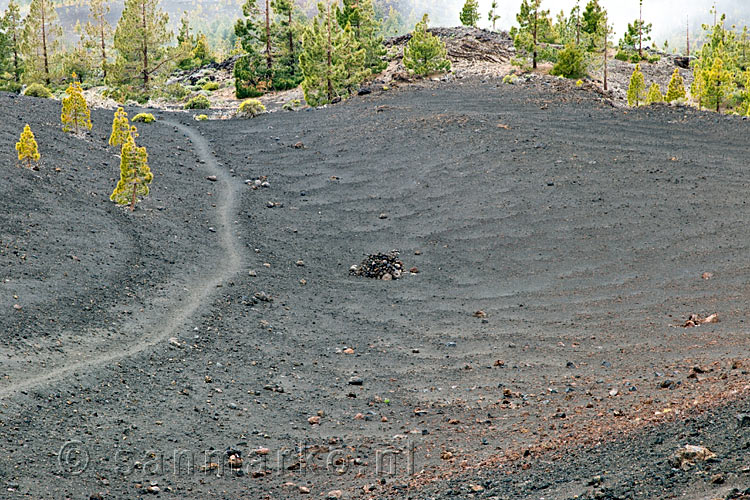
[
  {"x1": 206, "y1": 175, "x2": 217, "y2": 182},
  {"x1": 670, "y1": 445, "x2": 716, "y2": 470},
  {"x1": 350, "y1": 251, "x2": 404, "y2": 280}
]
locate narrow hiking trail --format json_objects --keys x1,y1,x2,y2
[{"x1": 0, "y1": 121, "x2": 242, "y2": 399}]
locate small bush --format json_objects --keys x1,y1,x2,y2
[
  {"x1": 24, "y1": 83, "x2": 52, "y2": 98},
  {"x1": 502, "y1": 74, "x2": 517, "y2": 85},
  {"x1": 164, "y1": 82, "x2": 189, "y2": 99},
  {"x1": 576, "y1": 79, "x2": 583, "y2": 87},
  {"x1": 195, "y1": 114, "x2": 208, "y2": 121},
  {"x1": 185, "y1": 95, "x2": 211, "y2": 109},
  {"x1": 202, "y1": 81, "x2": 220, "y2": 91},
  {"x1": 0, "y1": 80, "x2": 23, "y2": 93},
  {"x1": 237, "y1": 98, "x2": 266, "y2": 118},
  {"x1": 282, "y1": 99, "x2": 302, "y2": 111},
  {"x1": 614, "y1": 50, "x2": 630, "y2": 62},
  {"x1": 549, "y1": 44, "x2": 586, "y2": 79},
  {"x1": 647, "y1": 54, "x2": 661, "y2": 64},
  {"x1": 132, "y1": 113, "x2": 156, "y2": 123},
  {"x1": 629, "y1": 53, "x2": 641, "y2": 63}
]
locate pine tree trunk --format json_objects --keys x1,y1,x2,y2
[
  {"x1": 41, "y1": 0, "x2": 50, "y2": 85},
  {"x1": 288, "y1": 8, "x2": 294, "y2": 64},
  {"x1": 532, "y1": 7, "x2": 538, "y2": 70},
  {"x1": 11, "y1": 25, "x2": 19, "y2": 82},
  {"x1": 142, "y1": 0, "x2": 149, "y2": 90},
  {"x1": 131, "y1": 181, "x2": 137, "y2": 211},
  {"x1": 638, "y1": 1, "x2": 643, "y2": 58},
  {"x1": 265, "y1": 0, "x2": 272, "y2": 71},
  {"x1": 603, "y1": 24, "x2": 608, "y2": 91},
  {"x1": 326, "y1": 2, "x2": 333, "y2": 102},
  {"x1": 100, "y1": 17, "x2": 107, "y2": 78}
]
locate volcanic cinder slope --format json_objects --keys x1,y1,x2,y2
[{"x1": 1, "y1": 78, "x2": 749, "y2": 500}]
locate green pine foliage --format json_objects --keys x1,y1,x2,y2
[
  {"x1": 270, "y1": 0, "x2": 304, "y2": 89},
  {"x1": 403, "y1": 14, "x2": 450, "y2": 77},
  {"x1": 510, "y1": 0, "x2": 552, "y2": 69},
  {"x1": 23, "y1": 82, "x2": 51, "y2": 97},
  {"x1": 234, "y1": 0, "x2": 301, "y2": 97},
  {"x1": 627, "y1": 63, "x2": 646, "y2": 106},
  {"x1": 459, "y1": 0, "x2": 480, "y2": 28},
  {"x1": 701, "y1": 56, "x2": 734, "y2": 112},
  {"x1": 645, "y1": 82, "x2": 663, "y2": 104},
  {"x1": 336, "y1": 0, "x2": 386, "y2": 73},
  {"x1": 1, "y1": 1, "x2": 24, "y2": 85},
  {"x1": 16, "y1": 124, "x2": 40, "y2": 169},
  {"x1": 488, "y1": 1, "x2": 500, "y2": 31},
  {"x1": 550, "y1": 43, "x2": 585, "y2": 79},
  {"x1": 132, "y1": 112, "x2": 155, "y2": 123},
  {"x1": 112, "y1": 0, "x2": 176, "y2": 92},
  {"x1": 300, "y1": 1, "x2": 368, "y2": 107},
  {"x1": 83, "y1": 0, "x2": 112, "y2": 79},
  {"x1": 21, "y1": 0, "x2": 63, "y2": 85},
  {"x1": 185, "y1": 94, "x2": 211, "y2": 109},
  {"x1": 109, "y1": 107, "x2": 131, "y2": 147},
  {"x1": 111, "y1": 132, "x2": 153, "y2": 211},
  {"x1": 665, "y1": 69, "x2": 685, "y2": 103},
  {"x1": 237, "y1": 98, "x2": 266, "y2": 117},
  {"x1": 61, "y1": 75, "x2": 93, "y2": 133}
]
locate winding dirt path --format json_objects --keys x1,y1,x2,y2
[{"x1": 0, "y1": 121, "x2": 242, "y2": 399}]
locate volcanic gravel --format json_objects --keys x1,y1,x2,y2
[{"x1": 1, "y1": 76, "x2": 749, "y2": 500}]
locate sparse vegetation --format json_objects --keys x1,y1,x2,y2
[
  {"x1": 109, "y1": 107, "x2": 131, "y2": 148},
  {"x1": 132, "y1": 112, "x2": 155, "y2": 123},
  {"x1": 23, "y1": 83, "x2": 51, "y2": 98},
  {"x1": 665, "y1": 69, "x2": 685, "y2": 103},
  {"x1": 185, "y1": 94, "x2": 210, "y2": 109},
  {"x1": 60, "y1": 75, "x2": 92, "y2": 134},
  {"x1": 110, "y1": 132, "x2": 153, "y2": 211},
  {"x1": 550, "y1": 44, "x2": 586, "y2": 79},
  {"x1": 15, "y1": 124, "x2": 40, "y2": 168},
  {"x1": 237, "y1": 98, "x2": 266, "y2": 118},
  {"x1": 403, "y1": 14, "x2": 450, "y2": 77},
  {"x1": 646, "y1": 82, "x2": 663, "y2": 104},
  {"x1": 627, "y1": 63, "x2": 646, "y2": 106}
]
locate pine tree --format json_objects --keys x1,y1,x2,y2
[
  {"x1": 21, "y1": 0, "x2": 63, "y2": 84},
  {"x1": 110, "y1": 132, "x2": 153, "y2": 211},
  {"x1": 581, "y1": 0, "x2": 604, "y2": 37},
  {"x1": 109, "y1": 107, "x2": 131, "y2": 147},
  {"x1": 16, "y1": 124, "x2": 40, "y2": 169},
  {"x1": 646, "y1": 82, "x2": 663, "y2": 104},
  {"x1": 271, "y1": 0, "x2": 303, "y2": 88},
  {"x1": 511, "y1": 0, "x2": 551, "y2": 70},
  {"x1": 459, "y1": 0, "x2": 479, "y2": 28},
  {"x1": 627, "y1": 63, "x2": 645, "y2": 106},
  {"x1": 112, "y1": 0, "x2": 173, "y2": 91},
  {"x1": 336, "y1": 0, "x2": 386, "y2": 73},
  {"x1": 61, "y1": 74, "x2": 93, "y2": 134},
  {"x1": 701, "y1": 56, "x2": 734, "y2": 112},
  {"x1": 300, "y1": 1, "x2": 347, "y2": 106},
  {"x1": 488, "y1": 1, "x2": 500, "y2": 31},
  {"x1": 339, "y1": 22, "x2": 370, "y2": 92},
  {"x1": 234, "y1": 0, "x2": 271, "y2": 97},
  {"x1": 192, "y1": 34, "x2": 214, "y2": 66},
  {"x1": 83, "y1": 0, "x2": 112, "y2": 79},
  {"x1": 1, "y1": 1, "x2": 23, "y2": 83},
  {"x1": 665, "y1": 68, "x2": 685, "y2": 102},
  {"x1": 403, "y1": 14, "x2": 450, "y2": 77}
]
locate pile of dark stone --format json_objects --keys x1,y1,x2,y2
[{"x1": 350, "y1": 251, "x2": 404, "y2": 280}]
